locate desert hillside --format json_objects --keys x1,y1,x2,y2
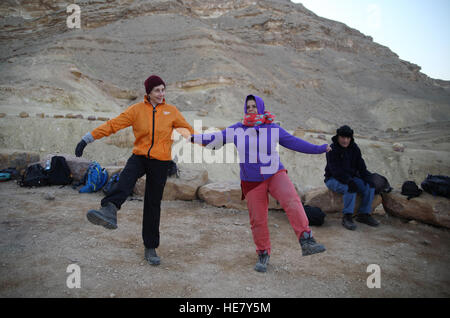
[{"x1": 0, "y1": 0, "x2": 449, "y2": 187}]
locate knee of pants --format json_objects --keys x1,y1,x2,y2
[
  {"x1": 363, "y1": 186, "x2": 375, "y2": 197},
  {"x1": 282, "y1": 197, "x2": 302, "y2": 212},
  {"x1": 326, "y1": 179, "x2": 347, "y2": 194},
  {"x1": 248, "y1": 210, "x2": 268, "y2": 227}
]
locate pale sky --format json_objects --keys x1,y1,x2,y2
[{"x1": 291, "y1": 0, "x2": 450, "y2": 80}]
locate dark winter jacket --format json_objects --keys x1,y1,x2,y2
[{"x1": 324, "y1": 135, "x2": 371, "y2": 184}]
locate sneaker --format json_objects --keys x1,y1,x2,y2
[
  {"x1": 254, "y1": 250, "x2": 270, "y2": 273},
  {"x1": 299, "y1": 232, "x2": 326, "y2": 256},
  {"x1": 342, "y1": 214, "x2": 356, "y2": 231},
  {"x1": 355, "y1": 214, "x2": 380, "y2": 227},
  {"x1": 145, "y1": 248, "x2": 161, "y2": 266},
  {"x1": 86, "y1": 202, "x2": 118, "y2": 229}
]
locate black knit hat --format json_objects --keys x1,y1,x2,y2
[{"x1": 336, "y1": 125, "x2": 354, "y2": 138}]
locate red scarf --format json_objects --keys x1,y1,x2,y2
[{"x1": 243, "y1": 111, "x2": 275, "y2": 126}]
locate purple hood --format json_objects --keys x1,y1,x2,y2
[{"x1": 245, "y1": 95, "x2": 266, "y2": 114}]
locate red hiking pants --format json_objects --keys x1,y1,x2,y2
[{"x1": 245, "y1": 170, "x2": 311, "y2": 255}]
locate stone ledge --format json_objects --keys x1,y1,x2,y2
[
  {"x1": 303, "y1": 187, "x2": 382, "y2": 214},
  {"x1": 0, "y1": 149, "x2": 40, "y2": 172},
  {"x1": 134, "y1": 168, "x2": 208, "y2": 201},
  {"x1": 382, "y1": 190, "x2": 450, "y2": 229},
  {"x1": 198, "y1": 182, "x2": 284, "y2": 211}
]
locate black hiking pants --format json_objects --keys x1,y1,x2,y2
[{"x1": 101, "y1": 154, "x2": 170, "y2": 249}]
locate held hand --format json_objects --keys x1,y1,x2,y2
[
  {"x1": 326, "y1": 145, "x2": 332, "y2": 152},
  {"x1": 75, "y1": 139, "x2": 87, "y2": 157},
  {"x1": 364, "y1": 179, "x2": 375, "y2": 188}
]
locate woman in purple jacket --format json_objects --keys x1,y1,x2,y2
[{"x1": 192, "y1": 95, "x2": 330, "y2": 273}]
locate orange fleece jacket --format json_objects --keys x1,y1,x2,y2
[{"x1": 91, "y1": 96, "x2": 194, "y2": 161}]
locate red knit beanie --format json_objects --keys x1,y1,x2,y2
[{"x1": 144, "y1": 75, "x2": 166, "y2": 94}]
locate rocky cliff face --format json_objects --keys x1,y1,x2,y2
[
  {"x1": 0, "y1": 0, "x2": 449, "y2": 187},
  {"x1": 1, "y1": 0, "x2": 449, "y2": 131}
]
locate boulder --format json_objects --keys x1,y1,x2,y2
[
  {"x1": 197, "y1": 182, "x2": 283, "y2": 211},
  {"x1": 40, "y1": 153, "x2": 91, "y2": 182},
  {"x1": 303, "y1": 187, "x2": 382, "y2": 214},
  {"x1": 196, "y1": 109, "x2": 209, "y2": 117},
  {"x1": 70, "y1": 67, "x2": 82, "y2": 78},
  {"x1": 393, "y1": 143, "x2": 405, "y2": 152},
  {"x1": 134, "y1": 168, "x2": 208, "y2": 201},
  {"x1": 382, "y1": 190, "x2": 450, "y2": 229},
  {"x1": 0, "y1": 149, "x2": 40, "y2": 172}
]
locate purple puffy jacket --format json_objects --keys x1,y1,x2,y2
[{"x1": 193, "y1": 95, "x2": 328, "y2": 182}]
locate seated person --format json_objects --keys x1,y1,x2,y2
[{"x1": 324, "y1": 125, "x2": 379, "y2": 230}]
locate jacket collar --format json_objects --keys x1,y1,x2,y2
[
  {"x1": 331, "y1": 134, "x2": 355, "y2": 150},
  {"x1": 144, "y1": 95, "x2": 166, "y2": 107}
]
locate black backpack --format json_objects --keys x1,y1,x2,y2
[
  {"x1": 47, "y1": 156, "x2": 73, "y2": 185},
  {"x1": 367, "y1": 173, "x2": 393, "y2": 195},
  {"x1": 421, "y1": 175, "x2": 450, "y2": 198},
  {"x1": 401, "y1": 181, "x2": 423, "y2": 200},
  {"x1": 304, "y1": 205, "x2": 326, "y2": 226},
  {"x1": 19, "y1": 164, "x2": 49, "y2": 187}
]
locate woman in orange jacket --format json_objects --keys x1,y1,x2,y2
[{"x1": 75, "y1": 75, "x2": 194, "y2": 266}]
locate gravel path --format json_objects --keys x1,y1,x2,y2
[{"x1": 0, "y1": 181, "x2": 449, "y2": 298}]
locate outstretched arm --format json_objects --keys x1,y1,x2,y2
[
  {"x1": 278, "y1": 125, "x2": 329, "y2": 154},
  {"x1": 191, "y1": 123, "x2": 239, "y2": 149},
  {"x1": 173, "y1": 108, "x2": 196, "y2": 139},
  {"x1": 75, "y1": 107, "x2": 134, "y2": 157}
]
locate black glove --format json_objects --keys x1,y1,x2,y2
[
  {"x1": 347, "y1": 180, "x2": 358, "y2": 193},
  {"x1": 75, "y1": 140, "x2": 87, "y2": 157},
  {"x1": 364, "y1": 179, "x2": 375, "y2": 188}
]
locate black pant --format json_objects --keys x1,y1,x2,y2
[{"x1": 101, "y1": 154, "x2": 170, "y2": 249}]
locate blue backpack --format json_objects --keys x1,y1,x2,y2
[{"x1": 79, "y1": 161, "x2": 108, "y2": 193}]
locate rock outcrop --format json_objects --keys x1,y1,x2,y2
[
  {"x1": 382, "y1": 190, "x2": 450, "y2": 229},
  {"x1": 1, "y1": 0, "x2": 448, "y2": 134},
  {"x1": 303, "y1": 187, "x2": 382, "y2": 214},
  {"x1": 198, "y1": 181, "x2": 283, "y2": 211},
  {"x1": 134, "y1": 168, "x2": 208, "y2": 201},
  {"x1": 0, "y1": 149, "x2": 40, "y2": 172}
]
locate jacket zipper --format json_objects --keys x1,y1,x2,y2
[{"x1": 147, "y1": 105, "x2": 157, "y2": 158}]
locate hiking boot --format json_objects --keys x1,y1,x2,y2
[
  {"x1": 342, "y1": 214, "x2": 356, "y2": 231},
  {"x1": 254, "y1": 250, "x2": 270, "y2": 273},
  {"x1": 145, "y1": 248, "x2": 160, "y2": 266},
  {"x1": 299, "y1": 232, "x2": 326, "y2": 256},
  {"x1": 355, "y1": 214, "x2": 380, "y2": 227},
  {"x1": 86, "y1": 202, "x2": 118, "y2": 229}
]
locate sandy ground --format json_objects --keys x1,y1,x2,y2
[{"x1": 0, "y1": 180, "x2": 449, "y2": 298}]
